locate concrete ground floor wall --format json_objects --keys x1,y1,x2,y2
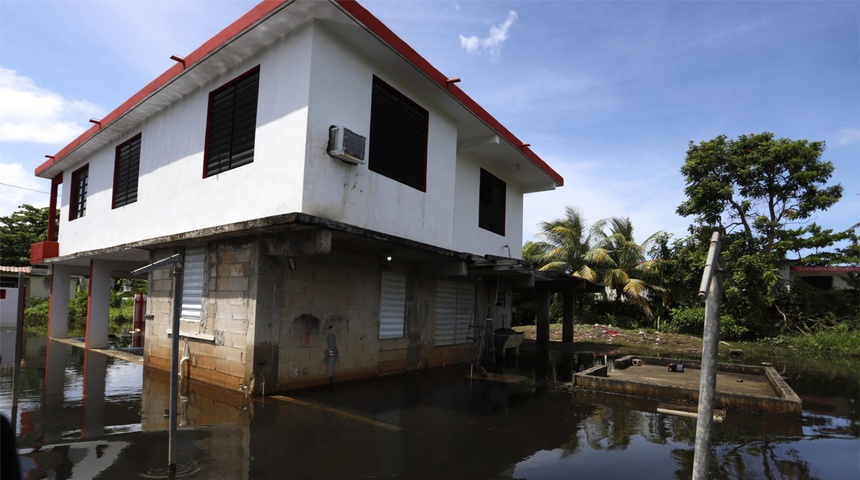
[{"x1": 143, "y1": 233, "x2": 503, "y2": 395}]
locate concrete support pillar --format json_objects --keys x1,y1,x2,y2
[
  {"x1": 48, "y1": 265, "x2": 72, "y2": 338},
  {"x1": 562, "y1": 290, "x2": 575, "y2": 344},
  {"x1": 86, "y1": 260, "x2": 112, "y2": 349},
  {"x1": 536, "y1": 288, "x2": 550, "y2": 350}
]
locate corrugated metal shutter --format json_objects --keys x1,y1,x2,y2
[
  {"x1": 379, "y1": 272, "x2": 406, "y2": 339},
  {"x1": 456, "y1": 283, "x2": 475, "y2": 344},
  {"x1": 181, "y1": 247, "x2": 205, "y2": 320},
  {"x1": 436, "y1": 280, "x2": 475, "y2": 345},
  {"x1": 436, "y1": 281, "x2": 458, "y2": 345}
]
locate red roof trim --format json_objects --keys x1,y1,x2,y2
[
  {"x1": 36, "y1": 0, "x2": 564, "y2": 187},
  {"x1": 791, "y1": 266, "x2": 860, "y2": 272}
]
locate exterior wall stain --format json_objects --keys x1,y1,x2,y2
[{"x1": 292, "y1": 314, "x2": 321, "y2": 346}]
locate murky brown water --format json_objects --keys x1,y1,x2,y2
[{"x1": 1, "y1": 332, "x2": 858, "y2": 479}]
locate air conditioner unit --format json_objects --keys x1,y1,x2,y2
[
  {"x1": 30, "y1": 265, "x2": 50, "y2": 276},
  {"x1": 327, "y1": 125, "x2": 366, "y2": 165}
]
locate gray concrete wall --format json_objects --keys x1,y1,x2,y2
[{"x1": 144, "y1": 235, "x2": 494, "y2": 393}]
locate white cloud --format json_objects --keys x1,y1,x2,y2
[
  {"x1": 0, "y1": 68, "x2": 101, "y2": 144},
  {"x1": 0, "y1": 163, "x2": 53, "y2": 217},
  {"x1": 831, "y1": 127, "x2": 860, "y2": 147},
  {"x1": 459, "y1": 11, "x2": 518, "y2": 58}
]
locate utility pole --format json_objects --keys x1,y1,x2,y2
[{"x1": 692, "y1": 232, "x2": 723, "y2": 480}]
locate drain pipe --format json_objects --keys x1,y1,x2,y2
[
  {"x1": 256, "y1": 372, "x2": 266, "y2": 398},
  {"x1": 178, "y1": 341, "x2": 191, "y2": 380}
]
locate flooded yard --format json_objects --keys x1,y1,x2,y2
[{"x1": 2, "y1": 332, "x2": 858, "y2": 479}]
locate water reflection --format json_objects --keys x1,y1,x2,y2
[{"x1": 1, "y1": 333, "x2": 858, "y2": 479}]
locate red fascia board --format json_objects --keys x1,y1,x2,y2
[
  {"x1": 335, "y1": 0, "x2": 563, "y2": 187},
  {"x1": 791, "y1": 266, "x2": 860, "y2": 272},
  {"x1": 36, "y1": 0, "x2": 288, "y2": 177}
]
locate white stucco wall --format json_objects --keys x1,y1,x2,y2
[
  {"x1": 56, "y1": 21, "x2": 530, "y2": 259},
  {"x1": 302, "y1": 25, "x2": 524, "y2": 257},
  {"x1": 452, "y1": 154, "x2": 525, "y2": 259},
  {"x1": 58, "y1": 25, "x2": 315, "y2": 256},
  {"x1": 302, "y1": 24, "x2": 459, "y2": 249}
]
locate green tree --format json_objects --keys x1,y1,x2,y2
[
  {"x1": 582, "y1": 217, "x2": 663, "y2": 317},
  {"x1": 676, "y1": 133, "x2": 846, "y2": 336},
  {"x1": 0, "y1": 204, "x2": 53, "y2": 266},
  {"x1": 532, "y1": 207, "x2": 606, "y2": 276},
  {"x1": 677, "y1": 132, "x2": 842, "y2": 256}
]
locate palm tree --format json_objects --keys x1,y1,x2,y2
[
  {"x1": 533, "y1": 207, "x2": 606, "y2": 276},
  {"x1": 581, "y1": 217, "x2": 663, "y2": 316}
]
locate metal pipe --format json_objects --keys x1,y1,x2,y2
[
  {"x1": 168, "y1": 262, "x2": 184, "y2": 475},
  {"x1": 178, "y1": 341, "x2": 190, "y2": 380},
  {"x1": 698, "y1": 232, "x2": 721, "y2": 298},
  {"x1": 693, "y1": 233, "x2": 723, "y2": 480}
]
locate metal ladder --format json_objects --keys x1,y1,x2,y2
[{"x1": 466, "y1": 305, "x2": 495, "y2": 367}]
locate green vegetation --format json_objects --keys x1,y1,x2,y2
[
  {"x1": 517, "y1": 133, "x2": 857, "y2": 352},
  {"x1": 0, "y1": 204, "x2": 56, "y2": 266},
  {"x1": 22, "y1": 281, "x2": 142, "y2": 337}
]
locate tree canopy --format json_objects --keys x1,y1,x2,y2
[
  {"x1": 0, "y1": 205, "x2": 52, "y2": 266},
  {"x1": 676, "y1": 132, "x2": 843, "y2": 257}
]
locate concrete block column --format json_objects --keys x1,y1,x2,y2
[
  {"x1": 48, "y1": 265, "x2": 72, "y2": 338},
  {"x1": 86, "y1": 260, "x2": 112, "y2": 349}
]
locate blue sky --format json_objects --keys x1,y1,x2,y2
[{"x1": 1, "y1": 0, "x2": 857, "y2": 249}]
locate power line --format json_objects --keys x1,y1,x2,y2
[{"x1": 0, "y1": 182, "x2": 50, "y2": 194}]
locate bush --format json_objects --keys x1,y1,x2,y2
[
  {"x1": 23, "y1": 297, "x2": 50, "y2": 330},
  {"x1": 764, "y1": 323, "x2": 859, "y2": 356},
  {"x1": 667, "y1": 306, "x2": 748, "y2": 340}
]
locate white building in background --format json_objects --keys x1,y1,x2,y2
[{"x1": 31, "y1": 0, "x2": 588, "y2": 394}]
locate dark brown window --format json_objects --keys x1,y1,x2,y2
[
  {"x1": 204, "y1": 66, "x2": 260, "y2": 177},
  {"x1": 369, "y1": 76, "x2": 428, "y2": 191},
  {"x1": 113, "y1": 134, "x2": 141, "y2": 208},
  {"x1": 70, "y1": 165, "x2": 89, "y2": 221},
  {"x1": 479, "y1": 168, "x2": 505, "y2": 235}
]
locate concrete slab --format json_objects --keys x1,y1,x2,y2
[
  {"x1": 609, "y1": 364, "x2": 773, "y2": 397},
  {"x1": 572, "y1": 355, "x2": 802, "y2": 416}
]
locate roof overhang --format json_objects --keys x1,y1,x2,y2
[{"x1": 35, "y1": 0, "x2": 562, "y2": 192}]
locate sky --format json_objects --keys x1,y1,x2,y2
[{"x1": 1, "y1": 0, "x2": 858, "y2": 250}]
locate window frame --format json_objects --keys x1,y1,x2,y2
[
  {"x1": 203, "y1": 66, "x2": 261, "y2": 178},
  {"x1": 479, "y1": 168, "x2": 506, "y2": 235},
  {"x1": 69, "y1": 164, "x2": 89, "y2": 221},
  {"x1": 368, "y1": 76, "x2": 429, "y2": 192},
  {"x1": 112, "y1": 133, "x2": 142, "y2": 209}
]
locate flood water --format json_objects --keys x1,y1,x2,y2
[{"x1": 1, "y1": 331, "x2": 858, "y2": 479}]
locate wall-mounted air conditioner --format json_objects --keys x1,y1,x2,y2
[
  {"x1": 327, "y1": 125, "x2": 366, "y2": 165},
  {"x1": 30, "y1": 265, "x2": 50, "y2": 276}
]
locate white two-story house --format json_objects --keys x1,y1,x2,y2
[{"x1": 31, "y1": 0, "x2": 567, "y2": 393}]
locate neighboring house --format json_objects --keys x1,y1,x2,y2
[
  {"x1": 31, "y1": 0, "x2": 580, "y2": 393},
  {"x1": 780, "y1": 266, "x2": 859, "y2": 290},
  {"x1": 0, "y1": 265, "x2": 50, "y2": 328}
]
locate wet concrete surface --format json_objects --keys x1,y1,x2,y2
[
  {"x1": 608, "y1": 364, "x2": 775, "y2": 397},
  {"x1": 2, "y1": 333, "x2": 859, "y2": 479}
]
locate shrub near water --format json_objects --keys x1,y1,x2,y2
[{"x1": 765, "y1": 324, "x2": 860, "y2": 356}]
